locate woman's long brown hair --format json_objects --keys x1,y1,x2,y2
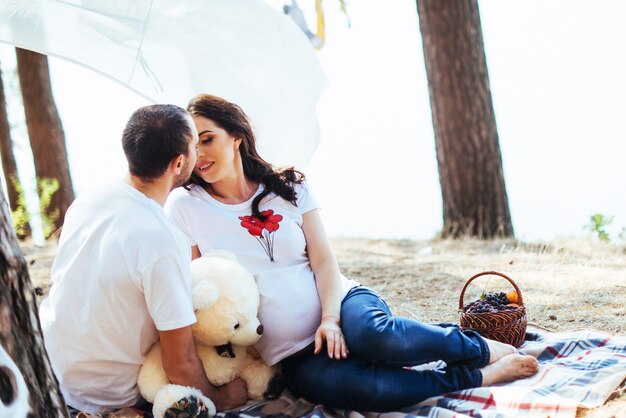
[{"x1": 186, "y1": 94, "x2": 305, "y2": 220}]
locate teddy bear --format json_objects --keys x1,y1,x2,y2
[{"x1": 137, "y1": 252, "x2": 281, "y2": 418}]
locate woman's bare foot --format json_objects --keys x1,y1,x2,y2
[
  {"x1": 480, "y1": 353, "x2": 539, "y2": 386},
  {"x1": 485, "y1": 338, "x2": 517, "y2": 364}
]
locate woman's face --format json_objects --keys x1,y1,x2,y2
[{"x1": 192, "y1": 116, "x2": 241, "y2": 184}]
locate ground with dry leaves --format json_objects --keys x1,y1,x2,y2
[{"x1": 20, "y1": 237, "x2": 626, "y2": 417}]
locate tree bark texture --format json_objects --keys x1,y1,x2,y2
[
  {"x1": 0, "y1": 193, "x2": 69, "y2": 417},
  {"x1": 417, "y1": 0, "x2": 514, "y2": 238},
  {"x1": 0, "y1": 63, "x2": 31, "y2": 239},
  {"x1": 15, "y1": 48, "x2": 74, "y2": 233}
]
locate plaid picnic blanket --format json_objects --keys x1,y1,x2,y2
[{"x1": 219, "y1": 326, "x2": 626, "y2": 418}]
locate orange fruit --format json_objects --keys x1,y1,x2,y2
[{"x1": 506, "y1": 290, "x2": 519, "y2": 304}]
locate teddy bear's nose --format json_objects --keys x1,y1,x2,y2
[{"x1": 257, "y1": 324, "x2": 264, "y2": 335}]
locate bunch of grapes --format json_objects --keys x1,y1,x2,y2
[{"x1": 464, "y1": 292, "x2": 519, "y2": 314}]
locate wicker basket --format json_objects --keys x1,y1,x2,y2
[{"x1": 458, "y1": 271, "x2": 527, "y2": 348}]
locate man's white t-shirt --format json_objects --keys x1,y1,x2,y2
[
  {"x1": 165, "y1": 182, "x2": 358, "y2": 366},
  {"x1": 39, "y1": 181, "x2": 196, "y2": 414}
]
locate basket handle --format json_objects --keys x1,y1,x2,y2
[{"x1": 458, "y1": 271, "x2": 524, "y2": 310}]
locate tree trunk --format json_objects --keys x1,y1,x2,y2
[
  {"x1": 15, "y1": 48, "x2": 74, "y2": 235},
  {"x1": 416, "y1": 0, "x2": 514, "y2": 239},
  {"x1": 0, "y1": 193, "x2": 69, "y2": 417},
  {"x1": 0, "y1": 62, "x2": 31, "y2": 239}
]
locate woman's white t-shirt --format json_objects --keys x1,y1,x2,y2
[{"x1": 165, "y1": 182, "x2": 357, "y2": 366}]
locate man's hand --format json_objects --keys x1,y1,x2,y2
[{"x1": 214, "y1": 377, "x2": 248, "y2": 411}]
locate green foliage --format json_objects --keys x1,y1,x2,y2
[
  {"x1": 585, "y1": 213, "x2": 613, "y2": 242},
  {"x1": 38, "y1": 177, "x2": 59, "y2": 239},
  {"x1": 9, "y1": 175, "x2": 30, "y2": 239},
  {"x1": 7, "y1": 175, "x2": 60, "y2": 240}
]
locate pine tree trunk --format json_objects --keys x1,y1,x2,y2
[
  {"x1": 416, "y1": 0, "x2": 514, "y2": 238},
  {"x1": 0, "y1": 192, "x2": 69, "y2": 417},
  {"x1": 0, "y1": 62, "x2": 31, "y2": 239},
  {"x1": 15, "y1": 48, "x2": 74, "y2": 234}
]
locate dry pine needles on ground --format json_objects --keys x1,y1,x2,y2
[{"x1": 21, "y1": 237, "x2": 626, "y2": 417}]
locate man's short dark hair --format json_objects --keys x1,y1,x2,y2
[{"x1": 122, "y1": 104, "x2": 193, "y2": 180}]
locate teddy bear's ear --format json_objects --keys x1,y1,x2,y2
[
  {"x1": 203, "y1": 249, "x2": 238, "y2": 262},
  {"x1": 192, "y1": 280, "x2": 220, "y2": 311}
]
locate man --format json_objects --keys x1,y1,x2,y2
[{"x1": 39, "y1": 104, "x2": 247, "y2": 416}]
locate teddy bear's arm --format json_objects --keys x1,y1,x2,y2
[
  {"x1": 240, "y1": 356, "x2": 281, "y2": 400},
  {"x1": 196, "y1": 344, "x2": 247, "y2": 387}
]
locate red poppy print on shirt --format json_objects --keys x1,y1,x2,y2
[{"x1": 239, "y1": 209, "x2": 283, "y2": 262}]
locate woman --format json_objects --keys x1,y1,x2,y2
[{"x1": 164, "y1": 94, "x2": 539, "y2": 412}]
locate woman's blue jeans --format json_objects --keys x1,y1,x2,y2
[{"x1": 280, "y1": 287, "x2": 489, "y2": 412}]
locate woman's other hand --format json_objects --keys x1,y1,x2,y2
[{"x1": 314, "y1": 316, "x2": 349, "y2": 359}]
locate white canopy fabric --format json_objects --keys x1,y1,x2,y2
[{"x1": 0, "y1": 0, "x2": 326, "y2": 167}]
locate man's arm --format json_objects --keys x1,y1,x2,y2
[{"x1": 159, "y1": 325, "x2": 248, "y2": 410}]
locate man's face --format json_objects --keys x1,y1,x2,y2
[{"x1": 172, "y1": 116, "x2": 199, "y2": 188}]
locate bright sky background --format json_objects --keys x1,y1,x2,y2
[{"x1": 1, "y1": 0, "x2": 625, "y2": 243}]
